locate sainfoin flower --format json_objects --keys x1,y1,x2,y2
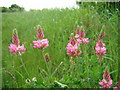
[
  {"x1": 75, "y1": 29, "x2": 89, "y2": 44},
  {"x1": 99, "y1": 70, "x2": 112, "y2": 88},
  {"x1": 36, "y1": 28, "x2": 44, "y2": 39},
  {"x1": 9, "y1": 29, "x2": 26, "y2": 55},
  {"x1": 75, "y1": 29, "x2": 86, "y2": 38},
  {"x1": 33, "y1": 25, "x2": 49, "y2": 49},
  {"x1": 9, "y1": 44, "x2": 26, "y2": 55},
  {"x1": 95, "y1": 40, "x2": 106, "y2": 56},
  {"x1": 12, "y1": 29, "x2": 20, "y2": 45},
  {"x1": 66, "y1": 36, "x2": 82, "y2": 56},
  {"x1": 99, "y1": 79, "x2": 112, "y2": 88},
  {"x1": 33, "y1": 39, "x2": 49, "y2": 48},
  {"x1": 77, "y1": 38, "x2": 89, "y2": 44},
  {"x1": 103, "y1": 70, "x2": 111, "y2": 80},
  {"x1": 66, "y1": 43, "x2": 82, "y2": 56}
]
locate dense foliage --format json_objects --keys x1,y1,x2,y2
[
  {"x1": 2, "y1": 3, "x2": 118, "y2": 88},
  {"x1": 2, "y1": 4, "x2": 24, "y2": 12}
]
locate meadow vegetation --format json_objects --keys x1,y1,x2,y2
[{"x1": 2, "y1": 4, "x2": 118, "y2": 88}]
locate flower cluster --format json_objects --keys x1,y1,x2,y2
[
  {"x1": 33, "y1": 39, "x2": 49, "y2": 48},
  {"x1": 95, "y1": 33, "x2": 106, "y2": 62},
  {"x1": 66, "y1": 29, "x2": 89, "y2": 56},
  {"x1": 9, "y1": 29, "x2": 26, "y2": 56},
  {"x1": 66, "y1": 37, "x2": 82, "y2": 56},
  {"x1": 75, "y1": 29, "x2": 89, "y2": 44},
  {"x1": 99, "y1": 70, "x2": 112, "y2": 88},
  {"x1": 33, "y1": 27, "x2": 49, "y2": 49},
  {"x1": 95, "y1": 40, "x2": 106, "y2": 55}
]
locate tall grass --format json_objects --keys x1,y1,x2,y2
[{"x1": 2, "y1": 6, "x2": 118, "y2": 88}]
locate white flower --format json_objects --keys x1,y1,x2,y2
[{"x1": 32, "y1": 77, "x2": 37, "y2": 82}]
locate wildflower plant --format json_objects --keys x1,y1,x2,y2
[
  {"x1": 95, "y1": 33, "x2": 106, "y2": 62},
  {"x1": 66, "y1": 28, "x2": 89, "y2": 64},
  {"x1": 75, "y1": 29, "x2": 89, "y2": 44},
  {"x1": 99, "y1": 68, "x2": 112, "y2": 88},
  {"x1": 9, "y1": 29, "x2": 26, "y2": 56},
  {"x1": 33, "y1": 25, "x2": 49, "y2": 50},
  {"x1": 8, "y1": 29, "x2": 29, "y2": 78}
]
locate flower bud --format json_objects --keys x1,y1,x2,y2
[
  {"x1": 44, "y1": 53, "x2": 50, "y2": 62},
  {"x1": 12, "y1": 29, "x2": 20, "y2": 45},
  {"x1": 98, "y1": 33, "x2": 105, "y2": 40},
  {"x1": 76, "y1": 29, "x2": 86, "y2": 38},
  {"x1": 103, "y1": 69, "x2": 111, "y2": 81},
  {"x1": 36, "y1": 28, "x2": 44, "y2": 39}
]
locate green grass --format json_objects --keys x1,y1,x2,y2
[{"x1": 2, "y1": 7, "x2": 118, "y2": 88}]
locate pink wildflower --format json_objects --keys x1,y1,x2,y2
[
  {"x1": 82, "y1": 38, "x2": 89, "y2": 44},
  {"x1": 66, "y1": 43, "x2": 82, "y2": 56},
  {"x1": 75, "y1": 29, "x2": 86, "y2": 38},
  {"x1": 103, "y1": 70, "x2": 111, "y2": 80},
  {"x1": 9, "y1": 44, "x2": 18, "y2": 55},
  {"x1": 12, "y1": 29, "x2": 20, "y2": 45},
  {"x1": 96, "y1": 42, "x2": 106, "y2": 47},
  {"x1": 98, "y1": 33, "x2": 105, "y2": 40},
  {"x1": 95, "y1": 33, "x2": 106, "y2": 56},
  {"x1": 18, "y1": 44, "x2": 26, "y2": 51},
  {"x1": 70, "y1": 37, "x2": 76, "y2": 46},
  {"x1": 99, "y1": 69, "x2": 112, "y2": 88},
  {"x1": 36, "y1": 28, "x2": 44, "y2": 39},
  {"x1": 99, "y1": 79, "x2": 112, "y2": 88},
  {"x1": 33, "y1": 39, "x2": 49, "y2": 48},
  {"x1": 76, "y1": 38, "x2": 89, "y2": 44},
  {"x1": 9, "y1": 44, "x2": 26, "y2": 56},
  {"x1": 9, "y1": 29, "x2": 26, "y2": 55},
  {"x1": 76, "y1": 39, "x2": 82, "y2": 44},
  {"x1": 95, "y1": 46, "x2": 106, "y2": 55},
  {"x1": 75, "y1": 29, "x2": 89, "y2": 44}
]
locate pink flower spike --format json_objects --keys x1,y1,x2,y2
[
  {"x1": 66, "y1": 42, "x2": 82, "y2": 56},
  {"x1": 82, "y1": 38, "x2": 89, "y2": 44},
  {"x1": 96, "y1": 42, "x2": 106, "y2": 47},
  {"x1": 76, "y1": 29, "x2": 86, "y2": 38},
  {"x1": 9, "y1": 44, "x2": 26, "y2": 55},
  {"x1": 99, "y1": 33, "x2": 105, "y2": 40},
  {"x1": 36, "y1": 28, "x2": 44, "y2": 39},
  {"x1": 9, "y1": 44, "x2": 18, "y2": 55},
  {"x1": 76, "y1": 39, "x2": 82, "y2": 44},
  {"x1": 12, "y1": 29, "x2": 20, "y2": 45},
  {"x1": 70, "y1": 37, "x2": 77, "y2": 46},
  {"x1": 75, "y1": 34, "x2": 79, "y2": 38},
  {"x1": 103, "y1": 70, "x2": 111, "y2": 81},
  {"x1": 99, "y1": 79, "x2": 112, "y2": 88},
  {"x1": 101, "y1": 47, "x2": 106, "y2": 55},
  {"x1": 41, "y1": 39, "x2": 49, "y2": 47},
  {"x1": 33, "y1": 39, "x2": 49, "y2": 48},
  {"x1": 108, "y1": 80, "x2": 112, "y2": 86}
]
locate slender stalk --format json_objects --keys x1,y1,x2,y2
[
  {"x1": 82, "y1": 44, "x2": 90, "y2": 87},
  {"x1": 20, "y1": 56, "x2": 29, "y2": 78},
  {"x1": 41, "y1": 48, "x2": 51, "y2": 78}
]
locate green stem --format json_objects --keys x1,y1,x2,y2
[
  {"x1": 20, "y1": 56, "x2": 29, "y2": 78},
  {"x1": 41, "y1": 48, "x2": 51, "y2": 77},
  {"x1": 82, "y1": 44, "x2": 90, "y2": 87}
]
